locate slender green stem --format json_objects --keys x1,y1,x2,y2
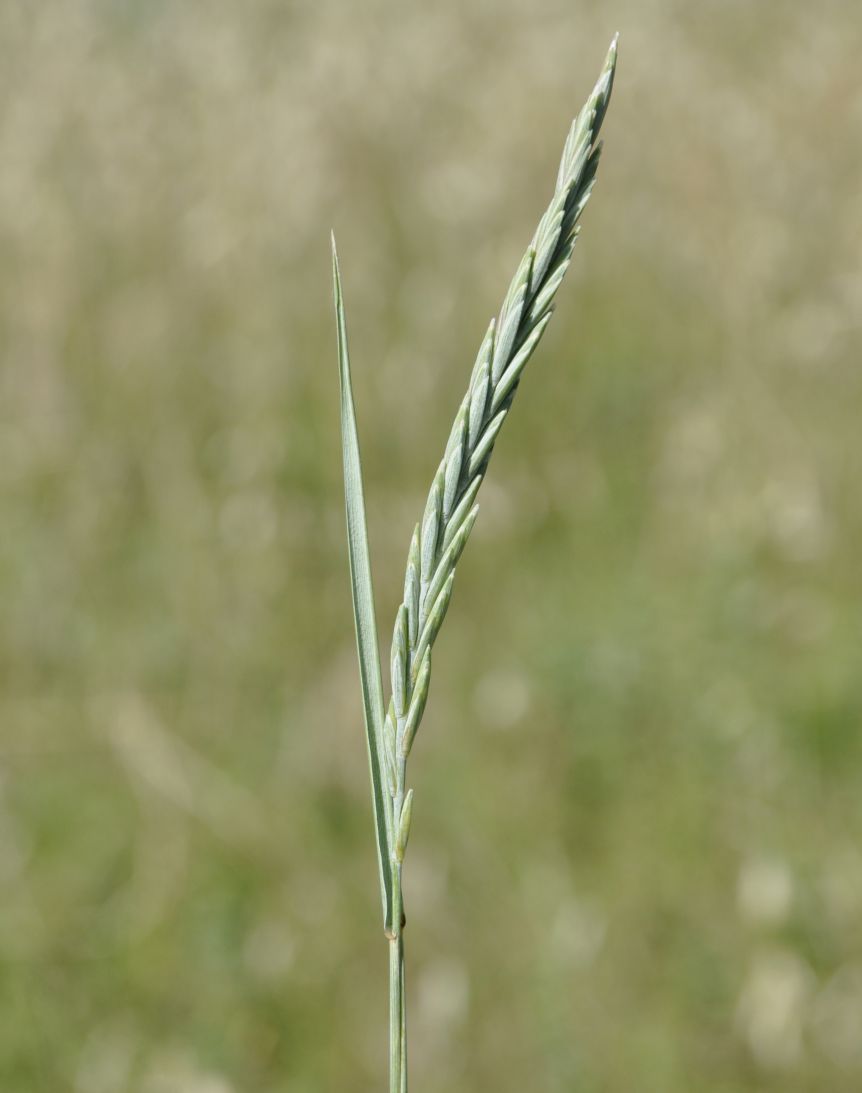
[
  {"x1": 387, "y1": 717, "x2": 409, "y2": 1091},
  {"x1": 399, "y1": 954, "x2": 407, "y2": 1093},
  {"x1": 388, "y1": 935, "x2": 403, "y2": 1092},
  {"x1": 389, "y1": 862, "x2": 405, "y2": 1092}
]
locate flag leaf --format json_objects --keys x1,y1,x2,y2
[{"x1": 332, "y1": 234, "x2": 393, "y2": 932}]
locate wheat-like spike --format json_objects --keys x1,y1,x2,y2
[
  {"x1": 342, "y1": 37, "x2": 619, "y2": 1092},
  {"x1": 383, "y1": 38, "x2": 617, "y2": 785}
]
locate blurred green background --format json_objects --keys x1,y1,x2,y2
[{"x1": 1, "y1": 1, "x2": 861, "y2": 1090}]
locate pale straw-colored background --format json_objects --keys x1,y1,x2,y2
[{"x1": 1, "y1": 1, "x2": 860, "y2": 1090}]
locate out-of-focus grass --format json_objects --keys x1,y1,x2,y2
[{"x1": 1, "y1": 2, "x2": 861, "y2": 1090}]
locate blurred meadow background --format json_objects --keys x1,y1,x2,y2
[{"x1": 1, "y1": 1, "x2": 861, "y2": 1090}]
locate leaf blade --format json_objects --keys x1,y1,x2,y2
[{"x1": 332, "y1": 234, "x2": 393, "y2": 932}]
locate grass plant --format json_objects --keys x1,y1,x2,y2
[{"x1": 333, "y1": 37, "x2": 618, "y2": 1090}]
